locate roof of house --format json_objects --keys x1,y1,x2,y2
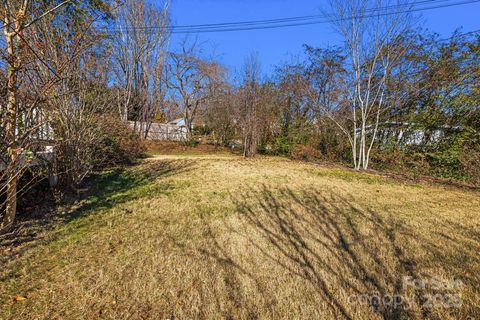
[{"x1": 168, "y1": 118, "x2": 186, "y2": 126}]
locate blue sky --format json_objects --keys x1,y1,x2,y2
[{"x1": 168, "y1": 0, "x2": 480, "y2": 75}]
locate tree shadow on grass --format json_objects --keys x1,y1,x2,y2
[
  {"x1": 182, "y1": 185, "x2": 474, "y2": 319},
  {"x1": 0, "y1": 159, "x2": 195, "y2": 265},
  {"x1": 71, "y1": 159, "x2": 195, "y2": 217},
  {"x1": 230, "y1": 186, "x2": 419, "y2": 320}
]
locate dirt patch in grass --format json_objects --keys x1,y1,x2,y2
[{"x1": 0, "y1": 155, "x2": 478, "y2": 319}]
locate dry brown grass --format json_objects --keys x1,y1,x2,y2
[{"x1": 0, "y1": 154, "x2": 479, "y2": 319}]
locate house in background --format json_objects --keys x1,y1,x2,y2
[
  {"x1": 168, "y1": 118, "x2": 186, "y2": 127},
  {"x1": 128, "y1": 118, "x2": 189, "y2": 141},
  {"x1": 1, "y1": 107, "x2": 57, "y2": 186},
  {"x1": 356, "y1": 122, "x2": 462, "y2": 148}
]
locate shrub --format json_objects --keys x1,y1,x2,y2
[
  {"x1": 270, "y1": 137, "x2": 294, "y2": 156},
  {"x1": 94, "y1": 116, "x2": 146, "y2": 166},
  {"x1": 54, "y1": 114, "x2": 145, "y2": 188},
  {"x1": 290, "y1": 144, "x2": 321, "y2": 162},
  {"x1": 370, "y1": 128, "x2": 480, "y2": 186},
  {"x1": 370, "y1": 148, "x2": 430, "y2": 175},
  {"x1": 182, "y1": 139, "x2": 199, "y2": 148},
  {"x1": 458, "y1": 130, "x2": 480, "y2": 185}
]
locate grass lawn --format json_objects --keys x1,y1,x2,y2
[{"x1": 0, "y1": 154, "x2": 479, "y2": 319}]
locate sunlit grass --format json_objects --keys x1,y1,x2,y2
[{"x1": 1, "y1": 154, "x2": 478, "y2": 319}]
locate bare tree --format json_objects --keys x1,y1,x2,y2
[
  {"x1": 166, "y1": 41, "x2": 220, "y2": 141},
  {"x1": 238, "y1": 53, "x2": 262, "y2": 157},
  {"x1": 327, "y1": 0, "x2": 414, "y2": 169},
  {"x1": 275, "y1": 60, "x2": 314, "y2": 141},
  {"x1": 111, "y1": 0, "x2": 170, "y2": 138},
  {"x1": 0, "y1": 0, "x2": 78, "y2": 231},
  {"x1": 35, "y1": 16, "x2": 117, "y2": 185},
  {"x1": 203, "y1": 89, "x2": 237, "y2": 146},
  {"x1": 0, "y1": 0, "x2": 112, "y2": 231},
  {"x1": 203, "y1": 75, "x2": 236, "y2": 146}
]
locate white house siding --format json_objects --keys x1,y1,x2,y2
[{"x1": 128, "y1": 121, "x2": 187, "y2": 141}]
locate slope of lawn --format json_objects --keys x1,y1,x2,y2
[{"x1": 0, "y1": 154, "x2": 479, "y2": 319}]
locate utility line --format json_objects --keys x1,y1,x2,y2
[
  {"x1": 105, "y1": 0, "x2": 446, "y2": 32},
  {"x1": 170, "y1": 0, "x2": 480, "y2": 33},
  {"x1": 167, "y1": 0, "x2": 445, "y2": 30},
  {"x1": 436, "y1": 28, "x2": 480, "y2": 41},
  {"x1": 100, "y1": 0, "x2": 480, "y2": 34}
]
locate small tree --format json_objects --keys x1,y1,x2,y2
[{"x1": 327, "y1": 0, "x2": 414, "y2": 169}]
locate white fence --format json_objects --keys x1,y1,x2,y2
[
  {"x1": 128, "y1": 121, "x2": 187, "y2": 141},
  {"x1": 0, "y1": 148, "x2": 53, "y2": 172}
]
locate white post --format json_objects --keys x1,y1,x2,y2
[{"x1": 46, "y1": 146, "x2": 58, "y2": 188}]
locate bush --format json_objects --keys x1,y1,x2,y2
[
  {"x1": 94, "y1": 116, "x2": 145, "y2": 166},
  {"x1": 370, "y1": 148, "x2": 430, "y2": 175},
  {"x1": 423, "y1": 129, "x2": 479, "y2": 183},
  {"x1": 460, "y1": 145, "x2": 480, "y2": 185},
  {"x1": 54, "y1": 114, "x2": 145, "y2": 188},
  {"x1": 270, "y1": 137, "x2": 294, "y2": 156},
  {"x1": 182, "y1": 139, "x2": 199, "y2": 148},
  {"x1": 290, "y1": 144, "x2": 321, "y2": 162},
  {"x1": 458, "y1": 129, "x2": 480, "y2": 185},
  {"x1": 370, "y1": 129, "x2": 480, "y2": 186}
]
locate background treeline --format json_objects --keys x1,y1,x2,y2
[
  {"x1": 0, "y1": 0, "x2": 479, "y2": 231},
  {"x1": 201, "y1": 31, "x2": 479, "y2": 184}
]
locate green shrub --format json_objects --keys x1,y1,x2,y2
[
  {"x1": 370, "y1": 128, "x2": 480, "y2": 185},
  {"x1": 271, "y1": 137, "x2": 294, "y2": 156},
  {"x1": 182, "y1": 139, "x2": 199, "y2": 148}
]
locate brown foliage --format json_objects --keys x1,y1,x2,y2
[
  {"x1": 290, "y1": 144, "x2": 321, "y2": 162},
  {"x1": 54, "y1": 115, "x2": 145, "y2": 188},
  {"x1": 459, "y1": 144, "x2": 480, "y2": 185},
  {"x1": 95, "y1": 116, "x2": 146, "y2": 166}
]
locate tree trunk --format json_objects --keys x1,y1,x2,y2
[
  {"x1": 185, "y1": 108, "x2": 193, "y2": 141},
  {"x1": 185, "y1": 118, "x2": 193, "y2": 141},
  {"x1": 2, "y1": 30, "x2": 19, "y2": 231}
]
